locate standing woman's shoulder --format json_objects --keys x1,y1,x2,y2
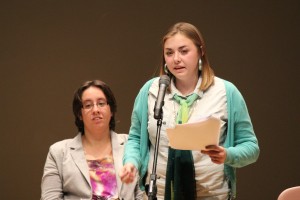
[
  {"x1": 140, "y1": 77, "x2": 159, "y2": 93},
  {"x1": 215, "y1": 76, "x2": 241, "y2": 95}
]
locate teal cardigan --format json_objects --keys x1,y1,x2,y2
[{"x1": 123, "y1": 77, "x2": 260, "y2": 199}]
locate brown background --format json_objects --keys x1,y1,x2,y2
[{"x1": 1, "y1": 1, "x2": 299, "y2": 199}]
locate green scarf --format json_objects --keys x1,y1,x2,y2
[{"x1": 165, "y1": 93, "x2": 199, "y2": 200}]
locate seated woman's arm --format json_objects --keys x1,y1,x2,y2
[{"x1": 41, "y1": 147, "x2": 64, "y2": 200}]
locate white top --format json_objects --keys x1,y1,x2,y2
[{"x1": 146, "y1": 77, "x2": 229, "y2": 199}]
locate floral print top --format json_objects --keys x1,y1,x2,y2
[{"x1": 87, "y1": 156, "x2": 118, "y2": 200}]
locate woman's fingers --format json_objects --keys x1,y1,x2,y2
[
  {"x1": 119, "y1": 163, "x2": 137, "y2": 183},
  {"x1": 201, "y1": 145, "x2": 227, "y2": 164}
]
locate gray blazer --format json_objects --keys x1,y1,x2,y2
[{"x1": 41, "y1": 131, "x2": 143, "y2": 200}]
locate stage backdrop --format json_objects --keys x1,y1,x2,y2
[{"x1": 0, "y1": 1, "x2": 299, "y2": 199}]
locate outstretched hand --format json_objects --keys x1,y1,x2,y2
[
  {"x1": 119, "y1": 163, "x2": 137, "y2": 184},
  {"x1": 201, "y1": 145, "x2": 227, "y2": 164}
]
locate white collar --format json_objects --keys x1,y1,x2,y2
[{"x1": 170, "y1": 76, "x2": 204, "y2": 98}]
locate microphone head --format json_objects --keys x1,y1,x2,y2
[{"x1": 159, "y1": 75, "x2": 170, "y2": 86}]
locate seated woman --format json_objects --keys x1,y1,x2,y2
[{"x1": 41, "y1": 80, "x2": 143, "y2": 200}]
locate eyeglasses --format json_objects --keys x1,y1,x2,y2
[{"x1": 82, "y1": 100, "x2": 108, "y2": 111}]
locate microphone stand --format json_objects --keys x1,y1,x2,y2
[{"x1": 148, "y1": 111, "x2": 163, "y2": 200}]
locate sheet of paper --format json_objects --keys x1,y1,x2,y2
[{"x1": 166, "y1": 117, "x2": 221, "y2": 150}]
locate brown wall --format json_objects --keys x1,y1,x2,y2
[{"x1": 1, "y1": 1, "x2": 299, "y2": 199}]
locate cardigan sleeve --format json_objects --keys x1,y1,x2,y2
[
  {"x1": 123, "y1": 78, "x2": 156, "y2": 172},
  {"x1": 224, "y1": 81, "x2": 260, "y2": 168},
  {"x1": 123, "y1": 89, "x2": 145, "y2": 169}
]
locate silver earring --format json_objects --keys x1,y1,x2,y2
[
  {"x1": 199, "y1": 59, "x2": 202, "y2": 71},
  {"x1": 164, "y1": 63, "x2": 169, "y2": 74}
]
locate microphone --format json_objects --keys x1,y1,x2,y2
[{"x1": 154, "y1": 75, "x2": 170, "y2": 119}]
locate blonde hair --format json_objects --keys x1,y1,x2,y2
[{"x1": 159, "y1": 22, "x2": 215, "y2": 91}]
